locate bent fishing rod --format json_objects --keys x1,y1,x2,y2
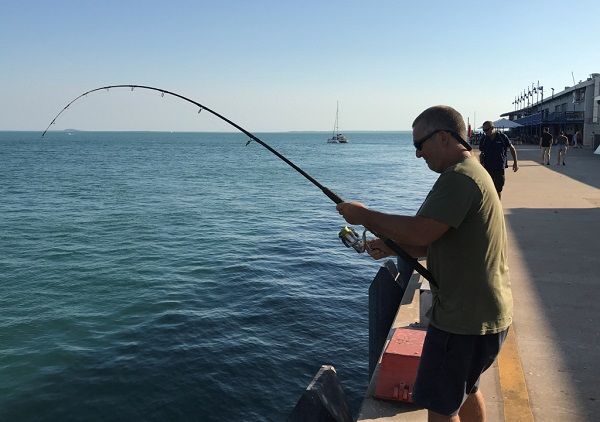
[{"x1": 42, "y1": 84, "x2": 434, "y2": 284}]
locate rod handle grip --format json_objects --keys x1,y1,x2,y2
[{"x1": 323, "y1": 188, "x2": 343, "y2": 204}]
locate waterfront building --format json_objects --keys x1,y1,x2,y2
[{"x1": 501, "y1": 73, "x2": 600, "y2": 148}]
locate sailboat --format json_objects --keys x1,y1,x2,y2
[{"x1": 327, "y1": 101, "x2": 348, "y2": 143}]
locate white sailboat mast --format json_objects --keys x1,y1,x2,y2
[{"x1": 332, "y1": 101, "x2": 339, "y2": 138}]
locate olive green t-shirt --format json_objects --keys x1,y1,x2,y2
[{"x1": 417, "y1": 157, "x2": 513, "y2": 335}]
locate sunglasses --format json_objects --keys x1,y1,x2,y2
[
  {"x1": 413, "y1": 129, "x2": 472, "y2": 151},
  {"x1": 483, "y1": 126, "x2": 493, "y2": 132}
]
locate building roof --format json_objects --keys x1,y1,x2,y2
[{"x1": 501, "y1": 73, "x2": 599, "y2": 117}]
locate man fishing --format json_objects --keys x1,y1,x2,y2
[{"x1": 337, "y1": 105, "x2": 513, "y2": 422}]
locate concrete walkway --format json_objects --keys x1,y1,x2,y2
[
  {"x1": 358, "y1": 145, "x2": 600, "y2": 421},
  {"x1": 495, "y1": 145, "x2": 600, "y2": 421}
]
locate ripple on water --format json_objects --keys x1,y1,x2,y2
[{"x1": 0, "y1": 131, "x2": 435, "y2": 421}]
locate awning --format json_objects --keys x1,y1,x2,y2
[{"x1": 492, "y1": 118, "x2": 522, "y2": 128}]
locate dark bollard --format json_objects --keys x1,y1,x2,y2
[
  {"x1": 368, "y1": 257, "x2": 416, "y2": 379},
  {"x1": 395, "y1": 256, "x2": 415, "y2": 294},
  {"x1": 288, "y1": 365, "x2": 353, "y2": 422}
]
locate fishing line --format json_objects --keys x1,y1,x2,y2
[{"x1": 42, "y1": 84, "x2": 435, "y2": 284}]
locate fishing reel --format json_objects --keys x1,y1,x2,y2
[{"x1": 338, "y1": 226, "x2": 370, "y2": 254}]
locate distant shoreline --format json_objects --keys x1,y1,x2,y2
[{"x1": 1, "y1": 129, "x2": 413, "y2": 134}]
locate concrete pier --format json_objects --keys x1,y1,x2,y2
[
  {"x1": 357, "y1": 145, "x2": 600, "y2": 421},
  {"x1": 497, "y1": 145, "x2": 600, "y2": 421}
]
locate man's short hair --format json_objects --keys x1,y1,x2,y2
[
  {"x1": 482, "y1": 120, "x2": 494, "y2": 129},
  {"x1": 413, "y1": 105, "x2": 467, "y2": 139},
  {"x1": 412, "y1": 105, "x2": 470, "y2": 150}
]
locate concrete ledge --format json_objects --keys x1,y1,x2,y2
[{"x1": 357, "y1": 272, "x2": 428, "y2": 421}]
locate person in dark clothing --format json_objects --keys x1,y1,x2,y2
[
  {"x1": 575, "y1": 130, "x2": 583, "y2": 148},
  {"x1": 540, "y1": 128, "x2": 553, "y2": 164},
  {"x1": 556, "y1": 131, "x2": 568, "y2": 165},
  {"x1": 479, "y1": 121, "x2": 519, "y2": 199}
]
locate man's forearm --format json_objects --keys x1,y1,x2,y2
[
  {"x1": 361, "y1": 210, "x2": 432, "y2": 247},
  {"x1": 510, "y1": 146, "x2": 518, "y2": 163},
  {"x1": 394, "y1": 243, "x2": 428, "y2": 258},
  {"x1": 337, "y1": 201, "x2": 449, "y2": 249}
]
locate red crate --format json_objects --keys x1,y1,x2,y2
[{"x1": 374, "y1": 327, "x2": 426, "y2": 403}]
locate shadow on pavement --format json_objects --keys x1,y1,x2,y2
[{"x1": 505, "y1": 206, "x2": 600, "y2": 420}]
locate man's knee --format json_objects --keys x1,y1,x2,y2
[
  {"x1": 427, "y1": 409, "x2": 460, "y2": 422},
  {"x1": 458, "y1": 390, "x2": 486, "y2": 422}
]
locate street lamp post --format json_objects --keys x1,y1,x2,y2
[{"x1": 538, "y1": 86, "x2": 544, "y2": 139}]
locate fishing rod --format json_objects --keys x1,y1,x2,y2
[{"x1": 42, "y1": 84, "x2": 434, "y2": 284}]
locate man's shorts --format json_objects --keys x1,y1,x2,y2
[
  {"x1": 412, "y1": 324, "x2": 509, "y2": 416},
  {"x1": 487, "y1": 169, "x2": 505, "y2": 193}
]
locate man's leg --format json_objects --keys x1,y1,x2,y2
[
  {"x1": 427, "y1": 410, "x2": 460, "y2": 422},
  {"x1": 427, "y1": 392, "x2": 486, "y2": 422},
  {"x1": 490, "y1": 170, "x2": 505, "y2": 200},
  {"x1": 413, "y1": 326, "x2": 468, "y2": 420},
  {"x1": 458, "y1": 390, "x2": 486, "y2": 422},
  {"x1": 415, "y1": 327, "x2": 507, "y2": 422}
]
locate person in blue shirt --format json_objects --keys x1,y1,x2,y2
[{"x1": 479, "y1": 121, "x2": 519, "y2": 198}]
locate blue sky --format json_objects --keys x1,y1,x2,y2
[{"x1": 2, "y1": 0, "x2": 599, "y2": 131}]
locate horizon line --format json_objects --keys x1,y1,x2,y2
[{"x1": 1, "y1": 129, "x2": 413, "y2": 134}]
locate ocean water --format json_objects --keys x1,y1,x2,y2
[{"x1": 0, "y1": 131, "x2": 436, "y2": 421}]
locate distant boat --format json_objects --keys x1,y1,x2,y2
[{"x1": 327, "y1": 102, "x2": 348, "y2": 143}]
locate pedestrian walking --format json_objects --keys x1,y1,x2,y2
[
  {"x1": 556, "y1": 131, "x2": 568, "y2": 165},
  {"x1": 540, "y1": 128, "x2": 553, "y2": 165},
  {"x1": 575, "y1": 130, "x2": 583, "y2": 148},
  {"x1": 479, "y1": 121, "x2": 518, "y2": 199}
]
